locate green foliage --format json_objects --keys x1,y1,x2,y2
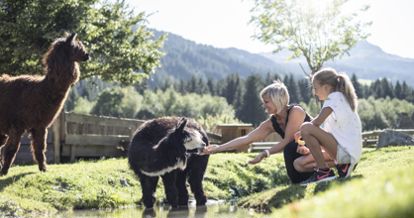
[
  {"x1": 358, "y1": 97, "x2": 414, "y2": 130},
  {"x1": 0, "y1": 0, "x2": 165, "y2": 85},
  {"x1": 237, "y1": 74, "x2": 267, "y2": 125},
  {"x1": 137, "y1": 88, "x2": 239, "y2": 131},
  {"x1": 250, "y1": 0, "x2": 371, "y2": 73},
  {"x1": 72, "y1": 97, "x2": 95, "y2": 115},
  {"x1": 91, "y1": 87, "x2": 142, "y2": 118}
]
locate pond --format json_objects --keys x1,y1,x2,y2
[{"x1": 57, "y1": 200, "x2": 263, "y2": 218}]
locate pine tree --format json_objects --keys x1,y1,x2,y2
[
  {"x1": 394, "y1": 81, "x2": 402, "y2": 99},
  {"x1": 221, "y1": 73, "x2": 242, "y2": 105},
  {"x1": 351, "y1": 74, "x2": 363, "y2": 98},
  {"x1": 298, "y1": 79, "x2": 312, "y2": 104},
  {"x1": 237, "y1": 75, "x2": 266, "y2": 126},
  {"x1": 207, "y1": 78, "x2": 216, "y2": 95},
  {"x1": 287, "y1": 74, "x2": 301, "y2": 103}
]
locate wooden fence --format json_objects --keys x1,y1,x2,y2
[
  {"x1": 248, "y1": 129, "x2": 414, "y2": 151},
  {"x1": 361, "y1": 129, "x2": 414, "y2": 147},
  {"x1": 14, "y1": 113, "x2": 413, "y2": 165},
  {"x1": 14, "y1": 112, "x2": 222, "y2": 164}
]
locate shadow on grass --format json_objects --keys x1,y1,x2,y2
[
  {"x1": 0, "y1": 172, "x2": 34, "y2": 192},
  {"x1": 313, "y1": 175, "x2": 364, "y2": 194},
  {"x1": 267, "y1": 185, "x2": 307, "y2": 209}
]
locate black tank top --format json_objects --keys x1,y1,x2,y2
[{"x1": 270, "y1": 104, "x2": 311, "y2": 138}]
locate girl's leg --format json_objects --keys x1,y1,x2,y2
[{"x1": 300, "y1": 122, "x2": 338, "y2": 169}]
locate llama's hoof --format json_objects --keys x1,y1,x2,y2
[
  {"x1": 39, "y1": 165, "x2": 47, "y2": 172},
  {"x1": 0, "y1": 169, "x2": 8, "y2": 176}
]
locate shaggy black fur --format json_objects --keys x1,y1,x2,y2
[{"x1": 128, "y1": 117, "x2": 209, "y2": 208}]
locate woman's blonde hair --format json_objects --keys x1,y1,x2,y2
[
  {"x1": 312, "y1": 67, "x2": 358, "y2": 111},
  {"x1": 260, "y1": 81, "x2": 289, "y2": 114}
]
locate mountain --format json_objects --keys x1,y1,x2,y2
[
  {"x1": 150, "y1": 31, "x2": 287, "y2": 83},
  {"x1": 151, "y1": 30, "x2": 414, "y2": 86},
  {"x1": 262, "y1": 41, "x2": 414, "y2": 86}
]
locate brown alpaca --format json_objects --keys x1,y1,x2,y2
[{"x1": 0, "y1": 33, "x2": 89, "y2": 175}]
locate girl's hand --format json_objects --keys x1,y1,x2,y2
[
  {"x1": 248, "y1": 151, "x2": 267, "y2": 164},
  {"x1": 297, "y1": 145, "x2": 310, "y2": 155},
  {"x1": 201, "y1": 144, "x2": 220, "y2": 155},
  {"x1": 294, "y1": 131, "x2": 305, "y2": 146}
]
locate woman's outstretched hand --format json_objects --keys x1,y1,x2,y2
[
  {"x1": 248, "y1": 152, "x2": 266, "y2": 164},
  {"x1": 201, "y1": 144, "x2": 220, "y2": 155}
]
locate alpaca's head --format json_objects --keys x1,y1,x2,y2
[
  {"x1": 43, "y1": 33, "x2": 89, "y2": 84},
  {"x1": 64, "y1": 33, "x2": 89, "y2": 62},
  {"x1": 156, "y1": 118, "x2": 206, "y2": 154}
]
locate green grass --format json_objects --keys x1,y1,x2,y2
[{"x1": 1, "y1": 146, "x2": 413, "y2": 217}]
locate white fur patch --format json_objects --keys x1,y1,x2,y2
[
  {"x1": 184, "y1": 131, "x2": 204, "y2": 150},
  {"x1": 140, "y1": 159, "x2": 187, "y2": 177}
]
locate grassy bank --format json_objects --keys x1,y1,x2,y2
[{"x1": 1, "y1": 146, "x2": 413, "y2": 217}]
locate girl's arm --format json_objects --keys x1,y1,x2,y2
[
  {"x1": 311, "y1": 107, "x2": 333, "y2": 127},
  {"x1": 208, "y1": 119, "x2": 274, "y2": 153}
]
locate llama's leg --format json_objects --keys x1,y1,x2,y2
[
  {"x1": 161, "y1": 171, "x2": 178, "y2": 208},
  {"x1": 0, "y1": 129, "x2": 23, "y2": 176},
  {"x1": 30, "y1": 128, "x2": 48, "y2": 172},
  {"x1": 138, "y1": 173, "x2": 159, "y2": 208},
  {"x1": 0, "y1": 134, "x2": 8, "y2": 167},
  {"x1": 0, "y1": 134, "x2": 8, "y2": 146},
  {"x1": 188, "y1": 155, "x2": 209, "y2": 206},
  {"x1": 176, "y1": 170, "x2": 189, "y2": 206}
]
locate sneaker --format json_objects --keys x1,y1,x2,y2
[
  {"x1": 336, "y1": 163, "x2": 358, "y2": 179},
  {"x1": 300, "y1": 168, "x2": 336, "y2": 186}
]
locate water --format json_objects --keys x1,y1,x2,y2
[{"x1": 58, "y1": 200, "x2": 264, "y2": 218}]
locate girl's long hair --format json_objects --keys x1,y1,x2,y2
[{"x1": 312, "y1": 68, "x2": 358, "y2": 111}]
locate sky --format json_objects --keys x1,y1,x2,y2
[{"x1": 127, "y1": 0, "x2": 414, "y2": 59}]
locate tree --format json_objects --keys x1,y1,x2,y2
[
  {"x1": 297, "y1": 78, "x2": 312, "y2": 104},
  {"x1": 351, "y1": 74, "x2": 363, "y2": 98},
  {"x1": 0, "y1": 0, "x2": 165, "y2": 85},
  {"x1": 286, "y1": 74, "x2": 301, "y2": 103},
  {"x1": 221, "y1": 73, "x2": 243, "y2": 106},
  {"x1": 237, "y1": 75, "x2": 266, "y2": 126},
  {"x1": 250, "y1": 0, "x2": 371, "y2": 74}
]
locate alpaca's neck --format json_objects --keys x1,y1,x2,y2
[{"x1": 44, "y1": 61, "x2": 79, "y2": 91}]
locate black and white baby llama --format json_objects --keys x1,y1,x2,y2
[{"x1": 128, "y1": 117, "x2": 209, "y2": 208}]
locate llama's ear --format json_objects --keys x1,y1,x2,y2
[
  {"x1": 176, "y1": 118, "x2": 187, "y2": 132},
  {"x1": 66, "y1": 33, "x2": 77, "y2": 43}
]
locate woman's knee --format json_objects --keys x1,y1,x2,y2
[{"x1": 293, "y1": 158, "x2": 305, "y2": 172}]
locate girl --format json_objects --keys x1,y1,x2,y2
[{"x1": 299, "y1": 68, "x2": 362, "y2": 185}]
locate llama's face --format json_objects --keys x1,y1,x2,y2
[
  {"x1": 65, "y1": 33, "x2": 89, "y2": 62},
  {"x1": 183, "y1": 129, "x2": 205, "y2": 151},
  {"x1": 162, "y1": 119, "x2": 206, "y2": 153}
]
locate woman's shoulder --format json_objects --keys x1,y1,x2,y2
[{"x1": 289, "y1": 104, "x2": 306, "y2": 114}]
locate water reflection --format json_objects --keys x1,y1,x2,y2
[{"x1": 60, "y1": 200, "x2": 262, "y2": 218}]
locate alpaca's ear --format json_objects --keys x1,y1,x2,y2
[
  {"x1": 66, "y1": 33, "x2": 77, "y2": 43},
  {"x1": 176, "y1": 118, "x2": 187, "y2": 132}
]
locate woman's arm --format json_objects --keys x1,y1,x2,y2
[
  {"x1": 207, "y1": 119, "x2": 274, "y2": 154},
  {"x1": 249, "y1": 106, "x2": 306, "y2": 164}
]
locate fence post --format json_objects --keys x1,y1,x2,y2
[{"x1": 51, "y1": 111, "x2": 65, "y2": 163}]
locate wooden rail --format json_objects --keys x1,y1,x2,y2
[
  {"x1": 361, "y1": 129, "x2": 414, "y2": 147},
  {"x1": 248, "y1": 129, "x2": 414, "y2": 152},
  {"x1": 14, "y1": 112, "x2": 222, "y2": 164}
]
